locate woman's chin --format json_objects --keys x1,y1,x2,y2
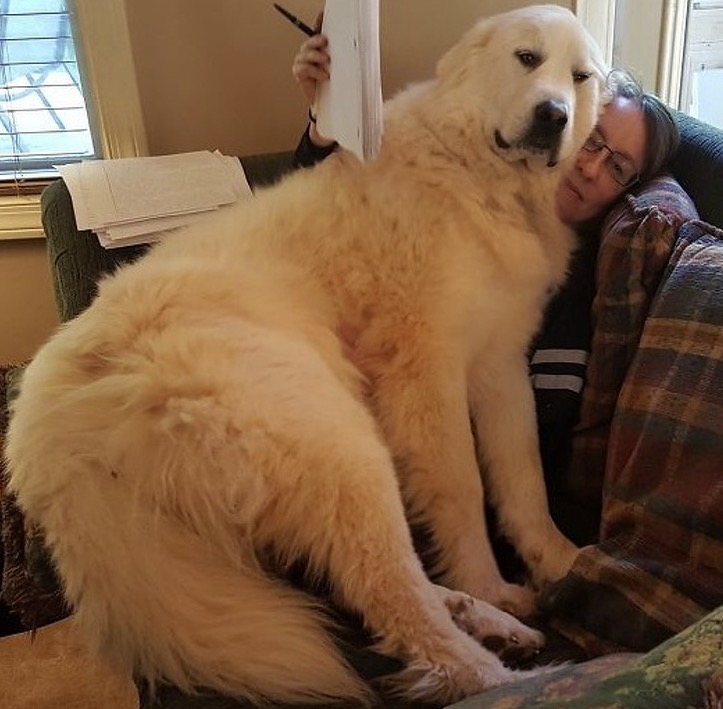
[{"x1": 555, "y1": 186, "x2": 586, "y2": 225}]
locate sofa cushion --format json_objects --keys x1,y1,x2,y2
[
  {"x1": 672, "y1": 110, "x2": 723, "y2": 230},
  {"x1": 563, "y1": 175, "x2": 698, "y2": 534},
  {"x1": 544, "y1": 219, "x2": 723, "y2": 655}
]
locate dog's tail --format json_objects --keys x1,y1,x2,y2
[
  {"x1": 94, "y1": 515, "x2": 371, "y2": 704},
  {"x1": 5, "y1": 373, "x2": 371, "y2": 706},
  {"x1": 14, "y1": 470, "x2": 371, "y2": 705}
]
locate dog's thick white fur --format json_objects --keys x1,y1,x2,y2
[{"x1": 5, "y1": 5, "x2": 606, "y2": 705}]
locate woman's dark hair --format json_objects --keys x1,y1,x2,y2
[{"x1": 606, "y1": 68, "x2": 680, "y2": 184}]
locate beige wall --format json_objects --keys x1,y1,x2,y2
[
  {"x1": 2, "y1": 0, "x2": 570, "y2": 364},
  {"x1": 126, "y1": 0, "x2": 567, "y2": 157},
  {"x1": 0, "y1": 239, "x2": 59, "y2": 363}
]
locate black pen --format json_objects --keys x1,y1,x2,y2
[{"x1": 273, "y1": 3, "x2": 315, "y2": 37}]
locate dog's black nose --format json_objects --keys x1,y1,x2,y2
[{"x1": 533, "y1": 100, "x2": 568, "y2": 135}]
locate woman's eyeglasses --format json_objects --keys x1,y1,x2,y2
[{"x1": 582, "y1": 128, "x2": 639, "y2": 187}]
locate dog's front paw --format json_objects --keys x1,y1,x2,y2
[
  {"x1": 530, "y1": 536, "x2": 580, "y2": 589},
  {"x1": 462, "y1": 578, "x2": 538, "y2": 619},
  {"x1": 442, "y1": 590, "x2": 544, "y2": 662}
]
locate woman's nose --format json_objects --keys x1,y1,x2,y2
[{"x1": 577, "y1": 149, "x2": 607, "y2": 180}]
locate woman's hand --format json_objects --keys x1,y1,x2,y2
[
  {"x1": 291, "y1": 15, "x2": 335, "y2": 147},
  {"x1": 291, "y1": 14, "x2": 329, "y2": 106}
]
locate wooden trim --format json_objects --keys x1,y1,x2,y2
[
  {"x1": 0, "y1": 179, "x2": 54, "y2": 198},
  {"x1": 0, "y1": 195, "x2": 43, "y2": 241},
  {"x1": 658, "y1": 0, "x2": 690, "y2": 105},
  {"x1": 69, "y1": 0, "x2": 148, "y2": 160}
]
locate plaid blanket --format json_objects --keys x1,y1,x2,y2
[
  {"x1": 565, "y1": 175, "x2": 699, "y2": 532},
  {"x1": 544, "y1": 219, "x2": 723, "y2": 655}
]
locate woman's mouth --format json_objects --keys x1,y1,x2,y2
[{"x1": 562, "y1": 178, "x2": 583, "y2": 201}]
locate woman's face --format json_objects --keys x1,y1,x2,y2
[{"x1": 556, "y1": 96, "x2": 647, "y2": 226}]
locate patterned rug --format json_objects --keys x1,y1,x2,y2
[{"x1": 0, "y1": 363, "x2": 68, "y2": 631}]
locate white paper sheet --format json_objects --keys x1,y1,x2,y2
[{"x1": 56, "y1": 151, "x2": 252, "y2": 248}]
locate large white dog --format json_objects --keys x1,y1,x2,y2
[{"x1": 6, "y1": 5, "x2": 606, "y2": 705}]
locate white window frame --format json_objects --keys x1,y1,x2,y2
[
  {"x1": 0, "y1": 0, "x2": 147, "y2": 241},
  {"x1": 576, "y1": 0, "x2": 693, "y2": 106}
]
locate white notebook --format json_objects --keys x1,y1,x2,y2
[{"x1": 314, "y1": 0, "x2": 383, "y2": 161}]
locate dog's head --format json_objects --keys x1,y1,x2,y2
[{"x1": 435, "y1": 5, "x2": 607, "y2": 170}]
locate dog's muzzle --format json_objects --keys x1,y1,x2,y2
[
  {"x1": 495, "y1": 100, "x2": 569, "y2": 168},
  {"x1": 522, "y1": 100, "x2": 568, "y2": 167}
]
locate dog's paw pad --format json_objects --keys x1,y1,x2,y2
[{"x1": 483, "y1": 635, "x2": 539, "y2": 663}]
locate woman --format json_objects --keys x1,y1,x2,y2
[{"x1": 289, "y1": 31, "x2": 680, "y2": 549}]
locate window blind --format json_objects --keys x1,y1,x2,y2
[{"x1": 0, "y1": 0, "x2": 96, "y2": 192}]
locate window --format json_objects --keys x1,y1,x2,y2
[
  {"x1": 0, "y1": 0, "x2": 146, "y2": 240},
  {"x1": 580, "y1": 0, "x2": 723, "y2": 130},
  {"x1": 677, "y1": 0, "x2": 723, "y2": 129},
  {"x1": 0, "y1": 0, "x2": 96, "y2": 189}
]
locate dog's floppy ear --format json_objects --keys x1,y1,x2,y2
[{"x1": 436, "y1": 16, "x2": 494, "y2": 86}]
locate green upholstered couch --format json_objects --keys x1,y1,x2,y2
[{"x1": 2, "y1": 111, "x2": 723, "y2": 708}]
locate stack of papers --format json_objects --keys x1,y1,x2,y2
[
  {"x1": 57, "y1": 151, "x2": 252, "y2": 249},
  {"x1": 314, "y1": 0, "x2": 382, "y2": 161}
]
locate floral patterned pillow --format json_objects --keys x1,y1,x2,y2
[{"x1": 448, "y1": 604, "x2": 723, "y2": 709}]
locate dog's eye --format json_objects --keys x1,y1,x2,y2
[
  {"x1": 515, "y1": 50, "x2": 541, "y2": 70},
  {"x1": 573, "y1": 71, "x2": 591, "y2": 84}
]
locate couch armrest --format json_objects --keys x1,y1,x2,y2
[
  {"x1": 40, "y1": 151, "x2": 296, "y2": 324},
  {"x1": 40, "y1": 180, "x2": 148, "y2": 323},
  {"x1": 671, "y1": 111, "x2": 723, "y2": 230},
  {"x1": 240, "y1": 150, "x2": 295, "y2": 188}
]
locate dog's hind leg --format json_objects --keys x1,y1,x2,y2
[
  {"x1": 241, "y1": 339, "x2": 540, "y2": 703},
  {"x1": 5, "y1": 329, "x2": 374, "y2": 707},
  {"x1": 7, "y1": 317, "x2": 536, "y2": 706}
]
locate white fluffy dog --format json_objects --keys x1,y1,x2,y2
[{"x1": 6, "y1": 5, "x2": 605, "y2": 705}]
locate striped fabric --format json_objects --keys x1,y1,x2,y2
[
  {"x1": 544, "y1": 219, "x2": 723, "y2": 655},
  {"x1": 531, "y1": 348, "x2": 589, "y2": 393}
]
